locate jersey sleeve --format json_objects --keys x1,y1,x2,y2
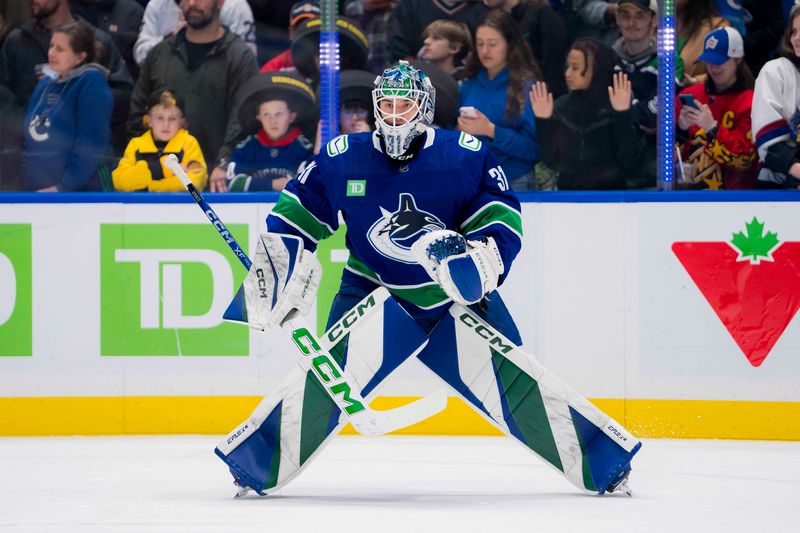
[
  {"x1": 458, "y1": 147, "x2": 523, "y2": 285},
  {"x1": 265, "y1": 157, "x2": 339, "y2": 252}
]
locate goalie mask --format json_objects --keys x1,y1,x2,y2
[{"x1": 372, "y1": 61, "x2": 436, "y2": 159}]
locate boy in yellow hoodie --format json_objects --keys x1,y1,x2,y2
[{"x1": 112, "y1": 90, "x2": 207, "y2": 191}]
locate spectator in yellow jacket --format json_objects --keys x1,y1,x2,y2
[{"x1": 112, "y1": 89, "x2": 207, "y2": 191}]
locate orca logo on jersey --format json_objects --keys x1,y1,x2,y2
[{"x1": 367, "y1": 193, "x2": 445, "y2": 264}]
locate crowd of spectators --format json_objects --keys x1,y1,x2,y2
[{"x1": 0, "y1": 0, "x2": 798, "y2": 192}]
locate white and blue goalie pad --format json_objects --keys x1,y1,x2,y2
[
  {"x1": 215, "y1": 288, "x2": 429, "y2": 495},
  {"x1": 417, "y1": 305, "x2": 641, "y2": 494}
]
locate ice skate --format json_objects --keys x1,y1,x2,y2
[{"x1": 605, "y1": 464, "x2": 633, "y2": 496}]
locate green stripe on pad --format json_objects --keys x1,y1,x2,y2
[
  {"x1": 572, "y1": 416, "x2": 598, "y2": 492},
  {"x1": 298, "y1": 338, "x2": 347, "y2": 465},
  {"x1": 272, "y1": 193, "x2": 334, "y2": 242},
  {"x1": 491, "y1": 350, "x2": 563, "y2": 472}
]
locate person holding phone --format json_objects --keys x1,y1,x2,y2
[
  {"x1": 457, "y1": 9, "x2": 540, "y2": 190},
  {"x1": 676, "y1": 26, "x2": 757, "y2": 190}
]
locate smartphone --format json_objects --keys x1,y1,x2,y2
[
  {"x1": 679, "y1": 94, "x2": 699, "y2": 109},
  {"x1": 460, "y1": 106, "x2": 478, "y2": 118}
]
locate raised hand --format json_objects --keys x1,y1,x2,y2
[
  {"x1": 529, "y1": 81, "x2": 553, "y2": 119},
  {"x1": 608, "y1": 72, "x2": 632, "y2": 112}
]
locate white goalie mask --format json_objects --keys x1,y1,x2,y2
[{"x1": 372, "y1": 61, "x2": 436, "y2": 159}]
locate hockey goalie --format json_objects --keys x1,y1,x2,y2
[{"x1": 207, "y1": 61, "x2": 641, "y2": 498}]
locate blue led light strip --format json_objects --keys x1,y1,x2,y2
[
  {"x1": 319, "y1": 0, "x2": 340, "y2": 145},
  {"x1": 657, "y1": 0, "x2": 676, "y2": 190}
]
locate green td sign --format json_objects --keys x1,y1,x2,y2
[
  {"x1": 0, "y1": 224, "x2": 32, "y2": 356},
  {"x1": 100, "y1": 224, "x2": 248, "y2": 356}
]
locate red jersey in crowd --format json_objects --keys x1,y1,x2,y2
[{"x1": 676, "y1": 82, "x2": 758, "y2": 189}]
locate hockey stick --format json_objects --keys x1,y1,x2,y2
[{"x1": 164, "y1": 154, "x2": 446, "y2": 436}]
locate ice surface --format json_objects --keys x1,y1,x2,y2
[{"x1": 1, "y1": 436, "x2": 798, "y2": 532}]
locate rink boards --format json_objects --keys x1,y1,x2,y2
[{"x1": 0, "y1": 191, "x2": 799, "y2": 439}]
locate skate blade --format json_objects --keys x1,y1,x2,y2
[
  {"x1": 233, "y1": 482, "x2": 253, "y2": 499},
  {"x1": 609, "y1": 478, "x2": 633, "y2": 497}
]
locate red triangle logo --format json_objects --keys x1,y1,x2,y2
[{"x1": 672, "y1": 241, "x2": 800, "y2": 366}]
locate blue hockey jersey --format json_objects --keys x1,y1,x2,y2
[
  {"x1": 266, "y1": 128, "x2": 523, "y2": 311},
  {"x1": 230, "y1": 127, "x2": 312, "y2": 191}
]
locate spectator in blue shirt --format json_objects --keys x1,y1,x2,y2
[
  {"x1": 22, "y1": 20, "x2": 112, "y2": 191},
  {"x1": 457, "y1": 9, "x2": 540, "y2": 190}
]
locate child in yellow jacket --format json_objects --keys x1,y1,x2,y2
[{"x1": 112, "y1": 90, "x2": 208, "y2": 191}]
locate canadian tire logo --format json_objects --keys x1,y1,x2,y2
[{"x1": 672, "y1": 218, "x2": 800, "y2": 367}]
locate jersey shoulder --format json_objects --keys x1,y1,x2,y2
[
  {"x1": 432, "y1": 128, "x2": 485, "y2": 154},
  {"x1": 320, "y1": 132, "x2": 375, "y2": 160},
  {"x1": 424, "y1": 128, "x2": 491, "y2": 170}
]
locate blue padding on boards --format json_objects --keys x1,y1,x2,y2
[
  {"x1": 416, "y1": 313, "x2": 492, "y2": 418},
  {"x1": 569, "y1": 406, "x2": 641, "y2": 493},
  {"x1": 215, "y1": 401, "x2": 284, "y2": 495},
  {"x1": 361, "y1": 298, "x2": 429, "y2": 397},
  {"x1": 223, "y1": 284, "x2": 248, "y2": 324}
]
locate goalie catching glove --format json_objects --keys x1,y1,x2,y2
[
  {"x1": 240, "y1": 233, "x2": 321, "y2": 329},
  {"x1": 412, "y1": 230, "x2": 504, "y2": 305}
]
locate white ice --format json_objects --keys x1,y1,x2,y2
[{"x1": 1, "y1": 436, "x2": 798, "y2": 532}]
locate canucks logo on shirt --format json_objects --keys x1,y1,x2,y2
[{"x1": 367, "y1": 193, "x2": 445, "y2": 264}]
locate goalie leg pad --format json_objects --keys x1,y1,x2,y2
[
  {"x1": 416, "y1": 299, "x2": 640, "y2": 495},
  {"x1": 215, "y1": 288, "x2": 429, "y2": 494}
]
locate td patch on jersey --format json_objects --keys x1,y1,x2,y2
[
  {"x1": 367, "y1": 193, "x2": 445, "y2": 264},
  {"x1": 347, "y1": 180, "x2": 366, "y2": 196}
]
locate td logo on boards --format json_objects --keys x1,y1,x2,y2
[
  {"x1": 0, "y1": 224, "x2": 32, "y2": 356},
  {"x1": 100, "y1": 224, "x2": 248, "y2": 356}
]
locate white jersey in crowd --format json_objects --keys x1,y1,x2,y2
[
  {"x1": 133, "y1": 0, "x2": 257, "y2": 66},
  {"x1": 751, "y1": 57, "x2": 800, "y2": 185}
]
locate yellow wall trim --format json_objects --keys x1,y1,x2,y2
[{"x1": 1, "y1": 396, "x2": 798, "y2": 440}]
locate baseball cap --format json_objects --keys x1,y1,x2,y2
[
  {"x1": 290, "y1": 1, "x2": 320, "y2": 28},
  {"x1": 696, "y1": 27, "x2": 745, "y2": 65},
  {"x1": 617, "y1": 0, "x2": 657, "y2": 14}
]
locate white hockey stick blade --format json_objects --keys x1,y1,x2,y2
[{"x1": 349, "y1": 389, "x2": 448, "y2": 436}]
